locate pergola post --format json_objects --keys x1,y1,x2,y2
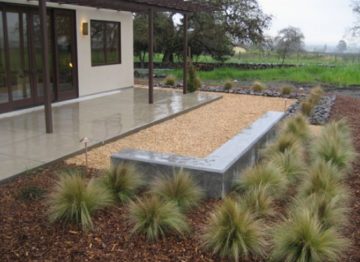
[
  {"x1": 39, "y1": 0, "x2": 53, "y2": 133},
  {"x1": 148, "y1": 8, "x2": 154, "y2": 104},
  {"x1": 183, "y1": 13, "x2": 188, "y2": 94}
]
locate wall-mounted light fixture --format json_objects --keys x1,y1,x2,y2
[{"x1": 81, "y1": 22, "x2": 89, "y2": 36}]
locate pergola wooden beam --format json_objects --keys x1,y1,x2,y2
[
  {"x1": 39, "y1": 0, "x2": 53, "y2": 133},
  {"x1": 148, "y1": 8, "x2": 154, "y2": 104}
]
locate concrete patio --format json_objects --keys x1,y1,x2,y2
[{"x1": 0, "y1": 87, "x2": 220, "y2": 181}]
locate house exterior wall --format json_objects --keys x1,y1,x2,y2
[{"x1": 1, "y1": 0, "x2": 134, "y2": 98}]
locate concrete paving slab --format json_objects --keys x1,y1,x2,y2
[{"x1": 0, "y1": 87, "x2": 221, "y2": 182}]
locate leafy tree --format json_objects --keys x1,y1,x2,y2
[
  {"x1": 133, "y1": 0, "x2": 271, "y2": 63},
  {"x1": 352, "y1": 0, "x2": 360, "y2": 37},
  {"x1": 337, "y1": 40, "x2": 347, "y2": 53},
  {"x1": 274, "y1": 26, "x2": 305, "y2": 64}
]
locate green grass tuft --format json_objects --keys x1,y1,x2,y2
[
  {"x1": 19, "y1": 186, "x2": 46, "y2": 201},
  {"x1": 311, "y1": 120, "x2": 356, "y2": 173},
  {"x1": 238, "y1": 185, "x2": 274, "y2": 218},
  {"x1": 48, "y1": 171, "x2": 113, "y2": 230},
  {"x1": 202, "y1": 198, "x2": 267, "y2": 261},
  {"x1": 233, "y1": 163, "x2": 288, "y2": 198},
  {"x1": 164, "y1": 75, "x2": 176, "y2": 86},
  {"x1": 262, "y1": 132, "x2": 303, "y2": 159},
  {"x1": 128, "y1": 195, "x2": 189, "y2": 241},
  {"x1": 292, "y1": 194, "x2": 348, "y2": 230},
  {"x1": 267, "y1": 148, "x2": 306, "y2": 183},
  {"x1": 271, "y1": 208, "x2": 348, "y2": 262},
  {"x1": 101, "y1": 163, "x2": 143, "y2": 203},
  {"x1": 301, "y1": 100, "x2": 313, "y2": 116},
  {"x1": 281, "y1": 114, "x2": 310, "y2": 142},
  {"x1": 280, "y1": 85, "x2": 294, "y2": 95},
  {"x1": 251, "y1": 81, "x2": 267, "y2": 92},
  {"x1": 224, "y1": 80, "x2": 233, "y2": 90},
  {"x1": 297, "y1": 160, "x2": 346, "y2": 201},
  {"x1": 150, "y1": 169, "x2": 203, "y2": 211}
]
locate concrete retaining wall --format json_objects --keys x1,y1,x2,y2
[{"x1": 111, "y1": 111, "x2": 284, "y2": 199}]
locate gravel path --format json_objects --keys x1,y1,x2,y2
[{"x1": 66, "y1": 93, "x2": 294, "y2": 169}]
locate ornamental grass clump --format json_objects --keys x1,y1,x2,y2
[
  {"x1": 224, "y1": 80, "x2": 233, "y2": 91},
  {"x1": 202, "y1": 198, "x2": 267, "y2": 261},
  {"x1": 128, "y1": 195, "x2": 189, "y2": 241},
  {"x1": 187, "y1": 61, "x2": 201, "y2": 92},
  {"x1": 261, "y1": 132, "x2": 303, "y2": 160},
  {"x1": 271, "y1": 209, "x2": 348, "y2": 262},
  {"x1": 164, "y1": 75, "x2": 176, "y2": 86},
  {"x1": 268, "y1": 148, "x2": 306, "y2": 183},
  {"x1": 292, "y1": 194, "x2": 348, "y2": 230},
  {"x1": 238, "y1": 185, "x2": 274, "y2": 218},
  {"x1": 251, "y1": 81, "x2": 267, "y2": 92},
  {"x1": 232, "y1": 163, "x2": 288, "y2": 198},
  {"x1": 280, "y1": 85, "x2": 294, "y2": 95},
  {"x1": 297, "y1": 160, "x2": 346, "y2": 201},
  {"x1": 280, "y1": 114, "x2": 310, "y2": 142},
  {"x1": 301, "y1": 100, "x2": 313, "y2": 116},
  {"x1": 311, "y1": 120, "x2": 356, "y2": 173},
  {"x1": 101, "y1": 163, "x2": 143, "y2": 203},
  {"x1": 309, "y1": 85, "x2": 325, "y2": 106},
  {"x1": 150, "y1": 169, "x2": 203, "y2": 211},
  {"x1": 48, "y1": 171, "x2": 113, "y2": 230}
]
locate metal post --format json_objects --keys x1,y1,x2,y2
[
  {"x1": 148, "y1": 8, "x2": 154, "y2": 104},
  {"x1": 39, "y1": 0, "x2": 53, "y2": 133},
  {"x1": 183, "y1": 13, "x2": 188, "y2": 94}
]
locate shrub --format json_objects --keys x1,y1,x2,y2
[
  {"x1": 224, "y1": 80, "x2": 233, "y2": 91},
  {"x1": 311, "y1": 121, "x2": 356, "y2": 173},
  {"x1": 238, "y1": 185, "x2": 274, "y2": 218},
  {"x1": 48, "y1": 172, "x2": 113, "y2": 230},
  {"x1": 128, "y1": 195, "x2": 189, "y2": 241},
  {"x1": 202, "y1": 198, "x2": 267, "y2": 261},
  {"x1": 164, "y1": 75, "x2": 176, "y2": 86},
  {"x1": 301, "y1": 100, "x2": 313, "y2": 116},
  {"x1": 19, "y1": 186, "x2": 46, "y2": 201},
  {"x1": 281, "y1": 114, "x2": 310, "y2": 142},
  {"x1": 297, "y1": 160, "x2": 346, "y2": 201},
  {"x1": 101, "y1": 163, "x2": 143, "y2": 203},
  {"x1": 280, "y1": 85, "x2": 294, "y2": 95},
  {"x1": 251, "y1": 81, "x2": 267, "y2": 92},
  {"x1": 233, "y1": 163, "x2": 288, "y2": 198},
  {"x1": 293, "y1": 194, "x2": 348, "y2": 230},
  {"x1": 268, "y1": 148, "x2": 305, "y2": 183},
  {"x1": 188, "y1": 61, "x2": 201, "y2": 92},
  {"x1": 150, "y1": 169, "x2": 203, "y2": 211},
  {"x1": 271, "y1": 209, "x2": 348, "y2": 262}
]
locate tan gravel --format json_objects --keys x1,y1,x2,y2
[{"x1": 66, "y1": 93, "x2": 295, "y2": 169}]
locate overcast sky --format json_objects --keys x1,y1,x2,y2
[{"x1": 258, "y1": 0, "x2": 356, "y2": 46}]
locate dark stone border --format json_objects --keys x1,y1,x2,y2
[{"x1": 111, "y1": 111, "x2": 284, "y2": 199}]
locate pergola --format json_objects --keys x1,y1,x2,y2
[{"x1": 37, "y1": 0, "x2": 214, "y2": 133}]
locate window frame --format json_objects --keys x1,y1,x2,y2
[{"x1": 90, "y1": 19, "x2": 121, "y2": 67}]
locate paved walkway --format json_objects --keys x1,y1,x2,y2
[{"x1": 0, "y1": 87, "x2": 220, "y2": 181}]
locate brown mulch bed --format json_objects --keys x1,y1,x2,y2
[
  {"x1": 1, "y1": 94, "x2": 360, "y2": 261},
  {"x1": 329, "y1": 95, "x2": 360, "y2": 261}
]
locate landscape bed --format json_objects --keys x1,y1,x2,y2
[{"x1": 1, "y1": 93, "x2": 360, "y2": 261}]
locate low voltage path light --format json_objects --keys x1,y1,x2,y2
[{"x1": 80, "y1": 137, "x2": 90, "y2": 174}]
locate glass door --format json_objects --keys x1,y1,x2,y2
[
  {"x1": 5, "y1": 10, "x2": 32, "y2": 108},
  {"x1": 0, "y1": 11, "x2": 9, "y2": 112},
  {"x1": 54, "y1": 10, "x2": 77, "y2": 101}
]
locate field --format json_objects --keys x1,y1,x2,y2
[
  {"x1": 135, "y1": 51, "x2": 360, "y2": 87},
  {"x1": 167, "y1": 64, "x2": 360, "y2": 87}
]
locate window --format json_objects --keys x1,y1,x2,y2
[{"x1": 91, "y1": 20, "x2": 121, "y2": 66}]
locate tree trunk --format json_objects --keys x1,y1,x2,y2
[{"x1": 162, "y1": 51, "x2": 174, "y2": 64}]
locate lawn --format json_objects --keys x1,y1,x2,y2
[{"x1": 167, "y1": 64, "x2": 360, "y2": 87}]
